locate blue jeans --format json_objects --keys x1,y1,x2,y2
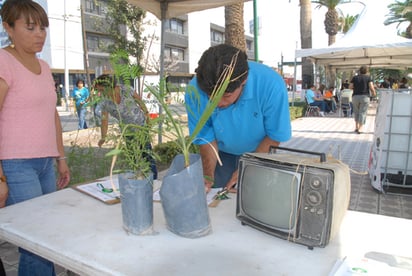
[
  {"x1": 213, "y1": 151, "x2": 240, "y2": 188},
  {"x1": 310, "y1": 100, "x2": 329, "y2": 112},
  {"x1": 2, "y1": 158, "x2": 57, "y2": 276},
  {"x1": 77, "y1": 105, "x2": 88, "y2": 129}
]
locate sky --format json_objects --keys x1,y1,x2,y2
[{"x1": 240, "y1": 0, "x2": 400, "y2": 69}]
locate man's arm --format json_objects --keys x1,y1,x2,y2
[
  {"x1": 255, "y1": 136, "x2": 280, "y2": 153},
  {"x1": 199, "y1": 141, "x2": 218, "y2": 193},
  {"x1": 224, "y1": 137, "x2": 281, "y2": 192}
]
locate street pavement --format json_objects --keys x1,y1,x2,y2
[{"x1": 1, "y1": 102, "x2": 411, "y2": 275}]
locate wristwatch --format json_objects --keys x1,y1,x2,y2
[{"x1": 0, "y1": 175, "x2": 6, "y2": 183}]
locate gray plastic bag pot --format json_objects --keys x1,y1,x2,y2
[
  {"x1": 160, "y1": 154, "x2": 212, "y2": 238},
  {"x1": 119, "y1": 172, "x2": 155, "y2": 235}
]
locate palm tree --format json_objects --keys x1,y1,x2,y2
[
  {"x1": 225, "y1": 3, "x2": 247, "y2": 51},
  {"x1": 300, "y1": 0, "x2": 314, "y2": 88},
  {"x1": 385, "y1": 0, "x2": 412, "y2": 38},
  {"x1": 339, "y1": 14, "x2": 358, "y2": 34},
  {"x1": 313, "y1": 0, "x2": 348, "y2": 46},
  {"x1": 312, "y1": 0, "x2": 350, "y2": 87}
]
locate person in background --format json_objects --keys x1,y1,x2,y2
[
  {"x1": 380, "y1": 78, "x2": 390, "y2": 89},
  {"x1": 340, "y1": 88, "x2": 353, "y2": 117},
  {"x1": 349, "y1": 65, "x2": 377, "y2": 134},
  {"x1": 305, "y1": 84, "x2": 329, "y2": 116},
  {"x1": 72, "y1": 78, "x2": 89, "y2": 129},
  {"x1": 185, "y1": 44, "x2": 291, "y2": 193},
  {"x1": 399, "y1": 77, "x2": 409, "y2": 89},
  {"x1": 391, "y1": 79, "x2": 399, "y2": 90},
  {"x1": 317, "y1": 83, "x2": 326, "y2": 96},
  {"x1": 323, "y1": 86, "x2": 337, "y2": 113},
  {"x1": 341, "y1": 79, "x2": 349, "y2": 90},
  {"x1": 94, "y1": 74, "x2": 158, "y2": 179},
  {"x1": 0, "y1": 0, "x2": 70, "y2": 275}
]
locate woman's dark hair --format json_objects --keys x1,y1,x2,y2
[
  {"x1": 76, "y1": 79, "x2": 84, "y2": 86},
  {"x1": 359, "y1": 65, "x2": 368, "y2": 75},
  {"x1": 0, "y1": 0, "x2": 49, "y2": 28},
  {"x1": 195, "y1": 44, "x2": 249, "y2": 96},
  {"x1": 93, "y1": 74, "x2": 118, "y2": 89}
]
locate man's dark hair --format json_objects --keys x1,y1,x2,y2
[{"x1": 195, "y1": 44, "x2": 249, "y2": 95}]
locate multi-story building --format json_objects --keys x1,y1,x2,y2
[{"x1": 1, "y1": 0, "x2": 254, "y2": 100}]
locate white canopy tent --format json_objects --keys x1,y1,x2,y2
[
  {"x1": 126, "y1": 0, "x2": 251, "y2": 77},
  {"x1": 126, "y1": 0, "x2": 251, "y2": 19},
  {"x1": 295, "y1": 0, "x2": 412, "y2": 71}
]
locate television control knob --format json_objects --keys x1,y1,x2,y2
[
  {"x1": 306, "y1": 191, "x2": 322, "y2": 206},
  {"x1": 310, "y1": 176, "x2": 323, "y2": 189}
]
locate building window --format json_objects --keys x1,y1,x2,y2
[
  {"x1": 246, "y1": 40, "x2": 253, "y2": 51},
  {"x1": 211, "y1": 29, "x2": 224, "y2": 43},
  {"x1": 164, "y1": 47, "x2": 185, "y2": 61},
  {"x1": 87, "y1": 34, "x2": 114, "y2": 52},
  {"x1": 166, "y1": 19, "x2": 184, "y2": 35},
  {"x1": 84, "y1": 0, "x2": 107, "y2": 16}
]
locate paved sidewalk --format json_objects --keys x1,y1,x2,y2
[{"x1": 1, "y1": 103, "x2": 411, "y2": 275}]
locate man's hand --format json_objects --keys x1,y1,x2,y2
[
  {"x1": 204, "y1": 175, "x2": 214, "y2": 193},
  {"x1": 225, "y1": 169, "x2": 238, "y2": 193}
]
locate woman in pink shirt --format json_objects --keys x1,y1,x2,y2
[{"x1": 0, "y1": 1, "x2": 70, "y2": 275}]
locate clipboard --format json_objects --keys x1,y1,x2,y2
[
  {"x1": 72, "y1": 178, "x2": 120, "y2": 205},
  {"x1": 73, "y1": 178, "x2": 225, "y2": 207}
]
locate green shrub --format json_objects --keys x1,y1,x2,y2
[{"x1": 65, "y1": 102, "x2": 305, "y2": 184}]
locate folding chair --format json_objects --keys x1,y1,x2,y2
[
  {"x1": 304, "y1": 97, "x2": 320, "y2": 117},
  {"x1": 340, "y1": 96, "x2": 352, "y2": 117}
]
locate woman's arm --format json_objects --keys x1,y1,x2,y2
[
  {"x1": 0, "y1": 161, "x2": 8, "y2": 208},
  {"x1": 55, "y1": 110, "x2": 70, "y2": 189},
  {"x1": 369, "y1": 82, "x2": 377, "y2": 97},
  {"x1": 0, "y1": 78, "x2": 8, "y2": 110},
  {"x1": 0, "y1": 79, "x2": 9, "y2": 206},
  {"x1": 98, "y1": 111, "x2": 109, "y2": 147}
]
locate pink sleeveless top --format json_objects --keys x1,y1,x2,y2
[{"x1": 0, "y1": 49, "x2": 59, "y2": 159}]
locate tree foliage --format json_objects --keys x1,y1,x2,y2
[
  {"x1": 104, "y1": 0, "x2": 146, "y2": 65},
  {"x1": 313, "y1": 0, "x2": 350, "y2": 45},
  {"x1": 385, "y1": 0, "x2": 412, "y2": 38}
]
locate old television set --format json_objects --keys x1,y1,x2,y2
[{"x1": 236, "y1": 147, "x2": 351, "y2": 248}]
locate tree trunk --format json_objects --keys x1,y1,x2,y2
[
  {"x1": 300, "y1": 0, "x2": 313, "y2": 89},
  {"x1": 225, "y1": 3, "x2": 246, "y2": 51}
]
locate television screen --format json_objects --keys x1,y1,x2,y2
[{"x1": 241, "y1": 164, "x2": 300, "y2": 232}]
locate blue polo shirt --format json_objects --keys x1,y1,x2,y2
[
  {"x1": 306, "y1": 88, "x2": 315, "y2": 104},
  {"x1": 185, "y1": 61, "x2": 291, "y2": 155}
]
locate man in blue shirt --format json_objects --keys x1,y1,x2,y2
[
  {"x1": 185, "y1": 44, "x2": 291, "y2": 193},
  {"x1": 305, "y1": 84, "x2": 327, "y2": 116}
]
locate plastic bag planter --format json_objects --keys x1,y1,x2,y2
[
  {"x1": 160, "y1": 154, "x2": 212, "y2": 238},
  {"x1": 119, "y1": 172, "x2": 156, "y2": 235}
]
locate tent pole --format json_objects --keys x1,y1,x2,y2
[
  {"x1": 158, "y1": 2, "x2": 168, "y2": 144},
  {"x1": 253, "y1": 0, "x2": 258, "y2": 61}
]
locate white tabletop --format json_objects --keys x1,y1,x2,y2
[{"x1": 0, "y1": 185, "x2": 411, "y2": 276}]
